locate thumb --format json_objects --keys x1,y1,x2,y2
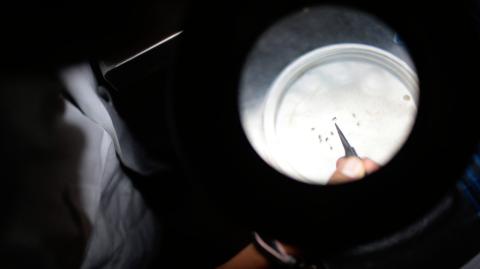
[{"x1": 329, "y1": 157, "x2": 366, "y2": 184}]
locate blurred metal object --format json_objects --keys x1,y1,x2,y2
[
  {"x1": 100, "y1": 31, "x2": 183, "y2": 73},
  {"x1": 98, "y1": 30, "x2": 183, "y2": 90}
]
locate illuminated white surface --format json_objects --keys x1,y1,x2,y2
[{"x1": 263, "y1": 44, "x2": 418, "y2": 184}]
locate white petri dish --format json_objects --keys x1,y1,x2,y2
[{"x1": 262, "y1": 43, "x2": 419, "y2": 184}]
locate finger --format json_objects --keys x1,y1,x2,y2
[
  {"x1": 363, "y1": 158, "x2": 380, "y2": 174},
  {"x1": 329, "y1": 157, "x2": 366, "y2": 184}
]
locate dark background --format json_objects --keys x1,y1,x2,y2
[{"x1": 2, "y1": 0, "x2": 480, "y2": 268}]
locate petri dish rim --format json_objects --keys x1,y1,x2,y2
[{"x1": 262, "y1": 43, "x2": 419, "y2": 182}]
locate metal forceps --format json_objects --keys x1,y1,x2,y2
[{"x1": 334, "y1": 123, "x2": 358, "y2": 157}]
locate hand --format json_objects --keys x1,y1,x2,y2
[
  {"x1": 329, "y1": 157, "x2": 380, "y2": 184},
  {"x1": 217, "y1": 242, "x2": 299, "y2": 269}
]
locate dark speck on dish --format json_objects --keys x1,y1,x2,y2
[{"x1": 332, "y1": 117, "x2": 337, "y2": 121}]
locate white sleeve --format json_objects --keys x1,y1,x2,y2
[{"x1": 60, "y1": 65, "x2": 160, "y2": 269}]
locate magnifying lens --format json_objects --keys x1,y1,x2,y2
[
  {"x1": 239, "y1": 6, "x2": 419, "y2": 184},
  {"x1": 170, "y1": 0, "x2": 480, "y2": 254}
]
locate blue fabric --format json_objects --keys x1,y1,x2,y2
[{"x1": 458, "y1": 145, "x2": 480, "y2": 216}]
